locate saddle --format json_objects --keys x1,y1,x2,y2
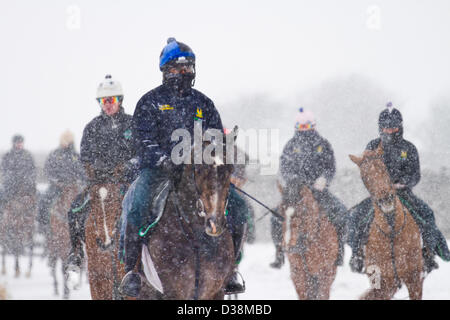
[{"x1": 138, "y1": 179, "x2": 172, "y2": 237}]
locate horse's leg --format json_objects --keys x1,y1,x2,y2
[
  {"x1": 49, "y1": 254, "x2": 58, "y2": 296},
  {"x1": 360, "y1": 278, "x2": 397, "y2": 300},
  {"x1": 14, "y1": 253, "x2": 20, "y2": 278},
  {"x1": 212, "y1": 290, "x2": 225, "y2": 300},
  {"x1": 289, "y1": 254, "x2": 308, "y2": 300},
  {"x1": 1, "y1": 247, "x2": 6, "y2": 275},
  {"x1": 26, "y1": 235, "x2": 33, "y2": 278},
  {"x1": 404, "y1": 269, "x2": 424, "y2": 300},
  {"x1": 87, "y1": 265, "x2": 101, "y2": 300},
  {"x1": 62, "y1": 259, "x2": 70, "y2": 300},
  {"x1": 317, "y1": 266, "x2": 337, "y2": 300}
]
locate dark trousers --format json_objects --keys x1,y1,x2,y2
[
  {"x1": 67, "y1": 188, "x2": 90, "y2": 254},
  {"x1": 37, "y1": 184, "x2": 62, "y2": 234}
]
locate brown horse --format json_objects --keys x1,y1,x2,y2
[
  {"x1": 138, "y1": 136, "x2": 236, "y2": 300},
  {"x1": 280, "y1": 184, "x2": 339, "y2": 300},
  {"x1": 84, "y1": 167, "x2": 127, "y2": 300},
  {"x1": 48, "y1": 183, "x2": 81, "y2": 299},
  {"x1": 349, "y1": 145, "x2": 424, "y2": 300},
  {"x1": 0, "y1": 192, "x2": 36, "y2": 278}
]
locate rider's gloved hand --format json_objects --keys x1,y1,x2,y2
[
  {"x1": 159, "y1": 157, "x2": 176, "y2": 174},
  {"x1": 313, "y1": 176, "x2": 327, "y2": 192},
  {"x1": 393, "y1": 183, "x2": 406, "y2": 190}
]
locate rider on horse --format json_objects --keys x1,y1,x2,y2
[
  {"x1": 277, "y1": 108, "x2": 348, "y2": 267},
  {"x1": 348, "y1": 103, "x2": 450, "y2": 274},
  {"x1": 118, "y1": 38, "x2": 248, "y2": 297},
  {"x1": 37, "y1": 131, "x2": 86, "y2": 239},
  {"x1": 0, "y1": 135, "x2": 37, "y2": 213},
  {"x1": 66, "y1": 75, "x2": 137, "y2": 272}
]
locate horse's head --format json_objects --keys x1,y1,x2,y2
[
  {"x1": 179, "y1": 126, "x2": 238, "y2": 237},
  {"x1": 349, "y1": 144, "x2": 396, "y2": 214}
]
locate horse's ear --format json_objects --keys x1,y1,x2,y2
[{"x1": 349, "y1": 154, "x2": 363, "y2": 166}]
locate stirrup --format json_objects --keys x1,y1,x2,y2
[
  {"x1": 119, "y1": 271, "x2": 142, "y2": 298},
  {"x1": 224, "y1": 271, "x2": 246, "y2": 295}
]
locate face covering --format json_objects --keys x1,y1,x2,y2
[
  {"x1": 380, "y1": 127, "x2": 403, "y2": 145},
  {"x1": 163, "y1": 71, "x2": 195, "y2": 95}
]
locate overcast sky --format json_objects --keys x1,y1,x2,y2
[{"x1": 1, "y1": 0, "x2": 449, "y2": 153}]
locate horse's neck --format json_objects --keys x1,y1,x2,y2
[{"x1": 372, "y1": 196, "x2": 405, "y2": 231}]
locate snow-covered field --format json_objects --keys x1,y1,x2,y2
[{"x1": 1, "y1": 239, "x2": 449, "y2": 300}]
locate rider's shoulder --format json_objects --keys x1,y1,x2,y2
[
  {"x1": 135, "y1": 85, "x2": 166, "y2": 110},
  {"x1": 190, "y1": 88, "x2": 216, "y2": 107},
  {"x1": 400, "y1": 139, "x2": 418, "y2": 152}
]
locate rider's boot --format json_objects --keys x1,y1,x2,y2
[
  {"x1": 66, "y1": 195, "x2": 88, "y2": 274},
  {"x1": 335, "y1": 228, "x2": 345, "y2": 266},
  {"x1": 350, "y1": 246, "x2": 364, "y2": 273},
  {"x1": 119, "y1": 223, "x2": 142, "y2": 298},
  {"x1": 422, "y1": 247, "x2": 439, "y2": 274},
  {"x1": 224, "y1": 222, "x2": 246, "y2": 295},
  {"x1": 270, "y1": 244, "x2": 285, "y2": 269}
]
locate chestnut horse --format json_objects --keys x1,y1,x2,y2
[
  {"x1": 0, "y1": 193, "x2": 36, "y2": 278},
  {"x1": 85, "y1": 167, "x2": 127, "y2": 300},
  {"x1": 349, "y1": 145, "x2": 423, "y2": 300},
  {"x1": 280, "y1": 184, "x2": 339, "y2": 300},
  {"x1": 138, "y1": 135, "x2": 236, "y2": 300},
  {"x1": 48, "y1": 184, "x2": 81, "y2": 299}
]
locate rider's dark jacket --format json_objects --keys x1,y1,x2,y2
[
  {"x1": 280, "y1": 130, "x2": 335, "y2": 188},
  {"x1": 1, "y1": 148, "x2": 36, "y2": 196},
  {"x1": 80, "y1": 107, "x2": 136, "y2": 182},
  {"x1": 44, "y1": 144, "x2": 86, "y2": 186},
  {"x1": 366, "y1": 137, "x2": 420, "y2": 189},
  {"x1": 133, "y1": 84, "x2": 223, "y2": 169}
]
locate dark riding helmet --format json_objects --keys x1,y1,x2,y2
[
  {"x1": 159, "y1": 37, "x2": 196, "y2": 71},
  {"x1": 12, "y1": 134, "x2": 24, "y2": 144},
  {"x1": 378, "y1": 102, "x2": 403, "y2": 129},
  {"x1": 159, "y1": 38, "x2": 196, "y2": 92},
  {"x1": 378, "y1": 102, "x2": 403, "y2": 144}
]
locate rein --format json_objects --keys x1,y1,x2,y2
[
  {"x1": 373, "y1": 197, "x2": 408, "y2": 289},
  {"x1": 231, "y1": 184, "x2": 284, "y2": 221}
]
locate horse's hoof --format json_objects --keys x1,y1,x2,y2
[{"x1": 25, "y1": 272, "x2": 31, "y2": 278}]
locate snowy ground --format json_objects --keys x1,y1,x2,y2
[{"x1": 1, "y1": 240, "x2": 449, "y2": 300}]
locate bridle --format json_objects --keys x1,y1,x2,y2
[{"x1": 193, "y1": 163, "x2": 228, "y2": 237}]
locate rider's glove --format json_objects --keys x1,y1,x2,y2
[{"x1": 313, "y1": 176, "x2": 327, "y2": 192}]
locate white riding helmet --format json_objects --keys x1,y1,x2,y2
[{"x1": 96, "y1": 74, "x2": 123, "y2": 98}]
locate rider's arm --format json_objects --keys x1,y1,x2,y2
[
  {"x1": 204, "y1": 98, "x2": 224, "y2": 132},
  {"x1": 399, "y1": 142, "x2": 421, "y2": 189},
  {"x1": 133, "y1": 95, "x2": 169, "y2": 169},
  {"x1": 316, "y1": 139, "x2": 336, "y2": 185}
]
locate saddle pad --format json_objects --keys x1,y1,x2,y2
[{"x1": 141, "y1": 244, "x2": 164, "y2": 294}]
